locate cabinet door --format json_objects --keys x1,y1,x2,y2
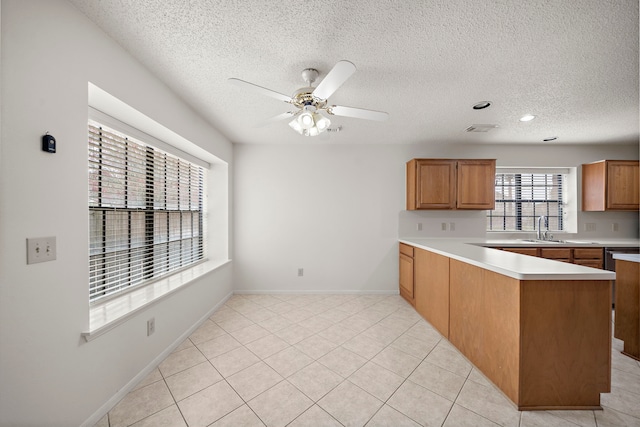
[
  {"x1": 399, "y1": 253, "x2": 415, "y2": 302},
  {"x1": 583, "y1": 160, "x2": 639, "y2": 211},
  {"x1": 416, "y1": 160, "x2": 457, "y2": 209},
  {"x1": 582, "y1": 161, "x2": 607, "y2": 211},
  {"x1": 457, "y1": 159, "x2": 496, "y2": 209},
  {"x1": 573, "y1": 248, "x2": 604, "y2": 260},
  {"x1": 540, "y1": 248, "x2": 571, "y2": 262},
  {"x1": 607, "y1": 161, "x2": 639, "y2": 210},
  {"x1": 574, "y1": 259, "x2": 604, "y2": 269}
]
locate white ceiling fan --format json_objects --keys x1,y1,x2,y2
[{"x1": 229, "y1": 60, "x2": 389, "y2": 137}]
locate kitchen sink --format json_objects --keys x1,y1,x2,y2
[
  {"x1": 517, "y1": 239, "x2": 599, "y2": 245},
  {"x1": 518, "y1": 239, "x2": 563, "y2": 244}
]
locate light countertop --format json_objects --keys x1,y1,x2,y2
[
  {"x1": 399, "y1": 238, "x2": 628, "y2": 281},
  {"x1": 482, "y1": 238, "x2": 640, "y2": 248},
  {"x1": 613, "y1": 253, "x2": 640, "y2": 263}
]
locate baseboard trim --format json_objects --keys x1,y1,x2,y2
[
  {"x1": 233, "y1": 289, "x2": 399, "y2": 295},
  {"x1": 80, "y1": 291, "x2": 233, "y2": 427}
]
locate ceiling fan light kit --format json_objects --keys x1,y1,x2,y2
[
  {"x1": 230, "y1": 60, "x2": 388, "y2": 137},
  {"x1": 289, "y1": 108, "x2": 331, "y2": 136}
]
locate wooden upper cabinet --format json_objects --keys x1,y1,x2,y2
[
  {"x1": 457, "y1": 160, "x2": 497, "y2": 209},
  {"x1": 406, "y1": 158, "x2": 496, "y2": 210},
  {"x1": 582, "y1": 160, "x2": 639, "y2": 211},
  {"x1": 414, "y1": 159, "x2": 457, "y2": 209}
]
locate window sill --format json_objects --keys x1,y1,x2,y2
[{"x1": 82, "y1": 259, "x2": 231, "y2": 342}]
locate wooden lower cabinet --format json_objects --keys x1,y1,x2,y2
[
  {"x1": 399, "y1": 243, "x2": 415, "y2": 305},
  {"x1": 518, "y1": 279, "x2": 611, "y2": 409},
  {"x1": 400, "y1": 244, "x2": 612, "y2": 409},
  {"x1": 540, "y1": 248, "x2": 571, "y2": 263},
  {"x1": 415, "y1": 248, "x2": 450, "y2": 338},
  {"x1": 498, "y1": 247, "x2": 604, "y2": 268},
  {"x1": 449, "y1": 262, "x2": 520, "y2": 402},
  {"x1": 614, "y1": 259, "x2": 640, "y2": 360},
  {"x1": 574, "y1": 248, "x2": 605, "y2": 269},
  {"x1": 449, "y1": 259, "x2": 611, "y2": 410}
]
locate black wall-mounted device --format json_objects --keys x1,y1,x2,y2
[{"x1": 42, "y1": 134, "x2": 56, "y2": 153}]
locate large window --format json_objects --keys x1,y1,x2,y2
[
  {"x1": 487, "y1": 169, "x2": 566, "y2": 232},
  {"x1": 88, "y1": 121, "x2": 205, "y2": 302}
]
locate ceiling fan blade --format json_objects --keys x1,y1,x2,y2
[
  {"x1": 228, "y1": 78, "x2": 292, "y2": 103},
  {"x1": 329, "y1": 105, "x2": 389, "y2": 122},
  {"x1": 254, "y1": 111, "x2": 298, "y2": 128},
  {"x1": 312, "y1": 60, "x2": 357, "y2": 100}
]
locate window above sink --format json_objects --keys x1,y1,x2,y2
[{"x1": 487, "y1": 167, "x2": 578, "y2": 234}]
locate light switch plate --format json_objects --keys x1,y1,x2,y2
[{"x1": 26, "y1": 236, "x2": 57, "y2": 264}]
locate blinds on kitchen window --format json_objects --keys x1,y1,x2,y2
[
  {"x1": 487, "y1": 171, "x2": 565, "y2": 232},
  {"x1": 88, "y1": 121, "x2": 205, "y2": 302}
]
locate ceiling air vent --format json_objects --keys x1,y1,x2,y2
[{"x1": 466, "y1": 124, "x2": 498, "y2": 133}]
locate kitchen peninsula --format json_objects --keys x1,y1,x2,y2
[{"x1": 399, "y1": 238, "x2": 623, "y2": 411}]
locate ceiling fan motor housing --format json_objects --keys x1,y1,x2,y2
[
  {"x1": 292, "y1": 87, "x2": 326, "y2": 109},
  {"x1": 291, "y1": 68, "x2": 327, "y2": 109}
]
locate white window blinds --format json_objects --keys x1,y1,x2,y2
[
  {"x1": 88, "y1": 121, "x2": 205, "y2": 302},
  {"x1": 487, "y1": 169, "x2": 566, "y2": 232}
]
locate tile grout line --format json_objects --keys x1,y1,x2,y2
[
  {"x1": 104, "y1": 294, "x2": 640, "y2": 427},
  {"x1": 439, "y1": 365, "x2": 475, "y2": 427},
  {"x1": 349, "y1": 329, "x2": 443, "y2": 426},
  {"x1": 240, "y1": 294, "x2": 413, "y2": 426}
]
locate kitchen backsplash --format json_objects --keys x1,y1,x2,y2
[
  {"x1": 398, "y1": 210, "x2": 487, "y2": 238},
  {"x1": 399, "y1": 210, "x2": 639, "y2": 239}
]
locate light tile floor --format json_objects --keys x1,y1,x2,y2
[{"x1": 94, "y1": 294, "x2": 640, "y2": 427}]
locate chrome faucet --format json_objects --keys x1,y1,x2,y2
[{"x1": 537, "y1": 215, "x2": 548, "y2": 240}]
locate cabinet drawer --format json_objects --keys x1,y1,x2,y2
[
  {"x1": 503, "y1": 247, "x2": 539, "y2": 256},
  {"x1": 573, "y1": 248, "x2": 603, "y2": 260},
  {"x1": 400, "y1": 243, "x2": 414, "y2": 257},
  {"x1": 540, "y1": 248, "x2": 572, "y2": 259},
  {"x1": 574, "y1": 259, "x2": 604, "y2": 269}
]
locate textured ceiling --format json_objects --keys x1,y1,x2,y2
[{"x1": 67, "y1": 0, "x2": 639, "y2": 145}]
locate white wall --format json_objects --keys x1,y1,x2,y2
[
  {"x1": 234, "y1": 144, "x2": 404, "y2": 293},
  {"x1": 0, "y1": 1, "x2": 233, "y2": 426},
  {"x1": 233, "y1": 142, "x2": 639, "y2": 292}
]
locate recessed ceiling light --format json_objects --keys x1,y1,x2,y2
[
  {"x1": 543, "y1": 136, "x2": 558, "y2": 142},
  {"x1": 519, "y1": 114, "x2": 536, "y2": 122},
  {"x1": 472, "y1": 101, "x2": 491, "y2": 110}
]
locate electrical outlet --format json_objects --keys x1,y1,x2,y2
[
  {"x1": 612, "y1": 223, "x2": 619, "y2": 232},
  {"x1": 147, "y1": 318, "x2": 155, "y2": 336},
  {"x1": 441, "y1": 223, "x2": 447, "y2": 231},
  {"x1": 584, "y1": 223, "x2": 596, "y2": 232},
  {"x1": 26, "y1": 236, "x2": 57, "y2": 264},
  {"x1": 298, "y1": 268, "x2": 304, "y2": 277},
  {"x1": 449, "y1": 222, "x2": 456, "y2": 232},
  {"x1": 417, "y1": 223, "x2": 422, "y2": 231}
]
